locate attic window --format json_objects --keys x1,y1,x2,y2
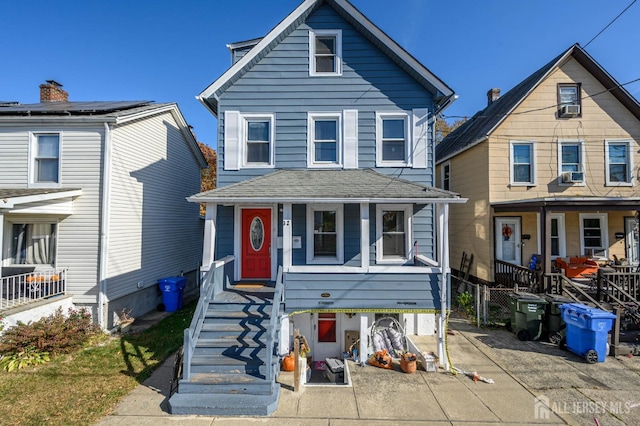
[
  {"x1": 309, "y1": 30, "x2": 342, "y2": 76},
  {"x1": 558, "y1": 83, "x2": 581, "y2": 117}
]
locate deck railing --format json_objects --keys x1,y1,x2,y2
[
  {"x1": 494, "y1": 260, "x2": 543, "y2": 292},
  {"x1": 0, "y1": 268, "x2": 68, "y2": 311},
  {"x1": 182, "y1": 255, "x2": 234, "y2": 381}
]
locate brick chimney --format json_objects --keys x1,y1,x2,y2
[
  {"x1": 40, "y1": 80, "x2": 68, "y2": 102},
  {"x1": 487, "y1": 88, "x2": 500, "y2": 106}
]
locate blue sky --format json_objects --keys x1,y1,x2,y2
[{"x1": 1, "y1": 1, "x2": 639, "y2": 150}]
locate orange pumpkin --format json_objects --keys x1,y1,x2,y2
[
  {"x1": 51, "y1": 274, "x2": 60, "y2": 282},
  {"x1": 282, "y1": 353, "x2": 295, "y2": 371},
  {"x1": 26, "y1": 275, "x2": 35, "y2": 283}
]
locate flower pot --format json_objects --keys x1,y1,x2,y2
[{"x1": 400, "y1": 358, "x2": 417, "y2": 374}]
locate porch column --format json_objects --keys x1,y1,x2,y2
[
  {"x1": 202, "y1": 203, "x2": 217, "y2": 270},
  {"x1": 541, "y1": 207, "x2": 551, "y2": 274},
  {"x1": 436, "y1": 203, "x2": 450, "y2": 370},
  {"x1": 359, "y1": 314, "x2": 368, "y2": 366},
  {"x1": 0, "y1": 212, "x2": 4, "y2": 265},
  {"x1": 360, "y1": 203, "x2": 369, "y2": 269},
  {"x1": 283, "y1": 203, "x2": 292, "y2": 272}
]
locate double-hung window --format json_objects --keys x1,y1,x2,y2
[
  {"x1": 376, "y1": 204, "x2": 412, "y2": 263},
  {"x1": 558, "y1": 140, "x2": 585, "y2": 184},
  {"x1": 309, "y1": 30, "x2": 342, "y2": 76},
  {"x1": 10, "y1": 222, "x2": 57, "y2": 265},
  {"x1": 243, "y1": 114, "x2": 274, "y2": 167},
  {"x1": 579, "y1": 213, "x2": 608, "y2": 259},
  {"x1": 306, "y1": 204, "x2": 343, "y2": 264},
  {"x1": 558, "y1": 83, "x2": 581, "y2": 117},
  {"x1": 510, "y1": 141, "x2": 536, "y2": 185},
  {"x1": 308, "y1": 113, "x2": 341, "y2": 167},
  {"x1": 605, "y1": 139, "x2": 633, "y2": 186},
  {"x1": 31, "y1": 132, "x2": 61, "y2": 186},
  {"x1": 442, "y1": 162, "x2": 451, "y2": 191},
  {"x1": 376, "y1": 112, "x2": 410, "y2": 167}
]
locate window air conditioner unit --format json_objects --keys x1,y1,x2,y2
[
  {"x1": 560, "y1": 104, "x2": 580, "y2": 116},
  {"x1": 562, "y1": 171, "x2": 584, "y2": 183}
]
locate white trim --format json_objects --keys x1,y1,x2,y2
[
  {"x1": 97, "y1": 122, "x2": 113, "y2": 329},
  {"x1": 495, "y1": 217, "x2": 522, "y2": 265},
  {"x1": 28, "y1": 131, "x2": 62, "y2": 188},
  {"x1": 287, "y1": 264, "x2": 440, "y2": 274},
  {"x1": 3, "y1": 218, "x2": 59, "y2": 267},
  {"x1": 241, "y1": 113, "x2": 276, "y2": 168},
  {"x1": 188, "y1": 196, "x2": 468, "y2": 205},
  {"x1": 224, "y1": 111, "x2": 241, "y2": 170},
  {"x1": 509, "y1": 140, "x2": 537, "y2": 186},
  {"x1": 202, "y1": 203, "x2": 217, "y2": 268},
  {"x1": 283, "y1": 203, "x2": 293, "y2": 272},
  {"x1": 579, "y1": 212, "x2": 609, "y2": 259},
  {"x1": 360, "y1": 203, "x2": 369, "y2": 268},
  {"x1": 0, "y1": 189, "x2": 82, "y2": 209},
  {"x1": 375, "y1": 204, "x2": 412, "y2": 264},
  {"x1": 557, "y1": 139, "x2": 586, "y2": 186},
  {"x1": 550, "y1": 213, "x2": 566, "y2": 258},
  {"x1": 605, "y1": 139, "x2": 634, "y2": 187},
  {"x1": 309, "y1": 29, "x2": 343, "y2": 77},
  {"x1": 306, "y1": 204, "x2": 344, "y2": 264},
  {"x1": 343, "y1": 109, "x2": 359, "y2": 169},
  {"x1": 0, "y1": 213, "x2": 4, "y2": 267},
  {"x1": 412, "y1": 108, "x2": 428, "y2": 169},
  {"x1": 376, "y1": 112, "x2": 411, "y2": 167},
  {"x1": 307, "y1": 112, "x2": 343, "y2": 168}
]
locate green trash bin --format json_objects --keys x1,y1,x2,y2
[
  {"x1": 506, "y1": 292, "x2": 548, "y2": 341},
  {"x1": 544, "y1": 294, "x2": 573, "y2": 346}
]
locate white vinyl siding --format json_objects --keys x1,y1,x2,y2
[
  {"x1": 605, "y1": 139, "x2": 634, "y2": 186},
  {"x1": 107, "y1": 111, "x2": 202, "y2": 300},
  {"x1": 0, "y1": 129, "x2": 29, "y2": 186}
]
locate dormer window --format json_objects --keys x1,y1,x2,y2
[
  {"x1": 558, "y1": 83, "x2": 581, "y2": 117},
  {"x1": 309, "y1": 30, "x2": 342, "y2": 76}
]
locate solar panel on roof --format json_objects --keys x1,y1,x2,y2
[{"x1": 0, "y1": 101, "x2": 153, "y2": 115}]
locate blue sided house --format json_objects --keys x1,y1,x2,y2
[{"x1": 170, "y1": 0, "x2": 465, "y2": 416}]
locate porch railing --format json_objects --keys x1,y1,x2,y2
[
  {"x1": 266, "y1": 267, "x2": 284, "y2": 383},
  {"x1": 494, "y1": 260, "x2": 543, "y2": 292},
  {"x1": 182, "y1": 255, "x2": 234, "y2": 381},
  {"x1": 0, "y1": 268, "x2": 68, "y2": 311}
]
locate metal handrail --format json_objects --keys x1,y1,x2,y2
[
  {"x1": 0, "y1": 267, "x2": 68, "y2": 311},
  {"x1": 182, "y1": 255, "x2": 234, "y2": 380},
  {"x1": 266, "y1": 266, "x2": 284, "y2": 382}
]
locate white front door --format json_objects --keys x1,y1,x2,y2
[
  {"x1": 313, "y1": 313, "x2": 341, "y2": 362},
  {"x1": 496, "y1": 217, "x2": 522, "y2": 265},
  {"x1": 625, "y1": 217, "x2": 639, "y2": 266}
]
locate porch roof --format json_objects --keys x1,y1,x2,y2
[
  {"x1": 492, "y1": 196, "x2": 640, "y2": 212},
  {"x1": 188, "y1": 169, "x2": 466, "y2": 204},
  {"x1": 0, "y1": 188, "x2": 82, "y2": 209}
]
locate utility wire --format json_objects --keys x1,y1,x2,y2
[{"x1": 584, "y1": 0, "x2": 637, "y2": 48}]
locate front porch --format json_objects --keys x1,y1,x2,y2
[{"x1": 0, "y1": 267, "x2": 68, "y2": 312}]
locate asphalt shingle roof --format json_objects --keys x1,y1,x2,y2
[
  {"x1": 189, "y1": 169, "x2": 461, "y2": 202},
  {"x1": 0, "y1": 101, "x2": 170, "y2": 118}
]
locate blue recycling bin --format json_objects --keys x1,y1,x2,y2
[
  {"x1": 158, "y1": 276, "x2": 187, "y2": 312},
  {"x1": 561, "y1": 303, "x2": 616, "y2": 363}
]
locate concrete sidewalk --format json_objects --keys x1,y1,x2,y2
[{"x1": 96, "y1": 317, "x2": 570, "y2": 425}]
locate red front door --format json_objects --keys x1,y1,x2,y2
[{"x1": 241, "y1": 209, "x2": 271, "y2": 279}]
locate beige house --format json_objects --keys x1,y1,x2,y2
[{"x1": 436, "y1": 44, "x2": 640, "y2": 283}]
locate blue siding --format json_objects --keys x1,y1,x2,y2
[
  {"x1": 284, "y1": 272, "x2": 441, "y2": 311},
  {"x1": 216, "y1": 206, "x2": 235, "y2": 258},
  {"x1": 217, "y1": 3, "x2": 435, "y2": 188},
  {"x1": 292, "y1": 204, "x2": 307, "y2": 265}
]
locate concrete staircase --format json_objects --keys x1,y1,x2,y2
[{"x1": 169, "y1": 287, "x2": 281, "y2": 416}]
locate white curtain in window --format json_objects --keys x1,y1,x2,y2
[{"x1": 26, "y1": 224, "x2": 52, "y2": 264}]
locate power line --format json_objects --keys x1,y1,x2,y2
[{"x1": 584, "y1": 0, "x2": 637, "y2": 48}]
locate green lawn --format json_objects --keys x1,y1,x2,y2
[{"x1": 0, "y1": 304, "x2": 194, "y2": 425}]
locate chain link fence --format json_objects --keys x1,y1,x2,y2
[{"x1": 452, "y1": 275, "x2": 513, "y2": 327}]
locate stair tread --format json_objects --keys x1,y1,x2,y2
[
  {"x1": 200, "y1": 322, "x2": 268, "y2": 332},
  {"x1": 196, "y1": 338, "x2": 266, "y2": 347},
  {"x1": 188, "y1": 372, "x2": 271, "y2": 385},
  {"x1": 191, "y1": 355, "x2": 265, "y2": 365},
  {"x1": 205, "y1": 310, "x2": 270, "y2": 319}
]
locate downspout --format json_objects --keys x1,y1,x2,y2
[{"x1": 98, "y1": 122, "x2": 114, "y2": 329}]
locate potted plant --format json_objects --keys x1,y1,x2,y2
[
  {"x1": 400, "y1": 351, "x2": 417, "y2": 373},
  {"x1": 118, "y1": 308, "x2": 135, "y2": 334}
]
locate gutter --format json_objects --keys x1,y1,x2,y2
[{"x1": 98, "y1": 122, "x2": 114, "y2": 329}]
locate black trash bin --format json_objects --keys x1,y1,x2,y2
[
  {"x1": 543, "y1": 294, "x2": 574, "y2": 345},
  {"x1": 506, "y1": 292, "x2": 548, "y2": 341}
]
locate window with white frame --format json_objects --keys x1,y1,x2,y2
[
  {"x1": 31, "y1": 133, "x2": 60, "y2": 185},
  {"x1": 605, "y1": 139, "x2": 633, "y2": 186},
  {"x1": 10, "y1": 222, "x2": 57, "y2": 265},
  {"x1": 558, "y1": 140, "x2": 585, "y2": 184},
  {"x1": 309, "y1": 30, "x2": 342, "y2": 76},
  {"x1": 376, "y1": 204, "x2": 412, "y2": 263},
  {"x1": 308, "y1": 113, "x2": 341, "y2": 167},
  {"x1": 376, "y1": 112, "x2": 410, "y2": 166},
  {"x1": 243, "y1": 114, "x2": 274, "y2": 167},
  {"x1": 306, "y1": 204, "x2": 343, "y2": 264},
  {"x1": 579, "y1": 213, "x2": 608, "y2": 258},
  {"x1": 558, "y1": 83, "x2": 581, "y2": 117},
  {"x1": 550, "y1": 214, "x2": 566, "y2": 258},
  {"x1": 442, "y1": 162, "x2": 450, "y2": 191},
  {"x1": 510, "y1": 141, "x2": 536, "y2": 185}
]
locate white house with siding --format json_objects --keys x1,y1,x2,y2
[{"x1": 0, "y1": 81, "x2": 207, "y2": 329}]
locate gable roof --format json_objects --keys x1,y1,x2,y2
[
  {"x1": 188, "y1": 169, "x2": 465, "y2": 204},
  {"x1": 436, "y1": 43, "x2": 640, "y2": 164},
  {"x1": 197, "y1": 0, "x2": 455, "y2": 117}
]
